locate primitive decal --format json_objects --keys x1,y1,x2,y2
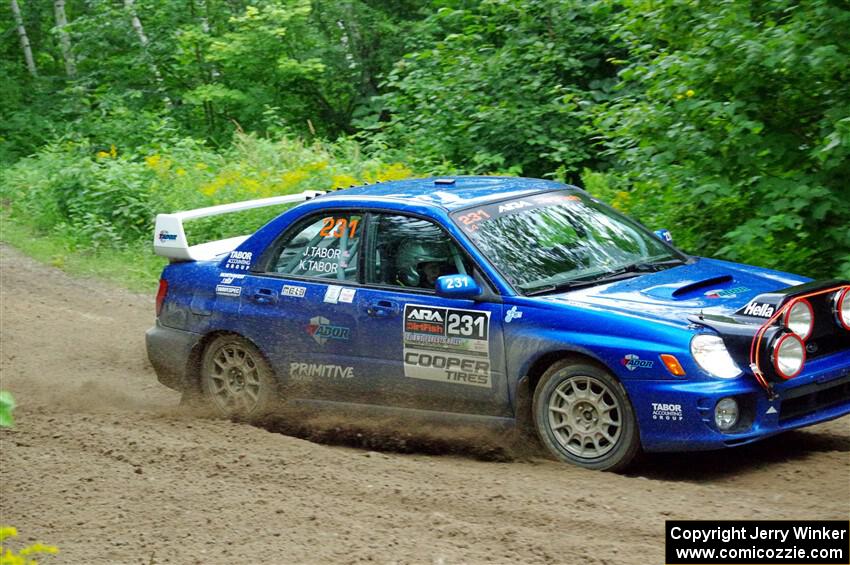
[
  {"x1": 403, "y1": 304, "x2": 492, "y2": 388},
  {"x1": 289, "y1": 363, "x2": 354, "y2": 381}
]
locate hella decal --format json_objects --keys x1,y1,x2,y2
[
  {"x1": 739, "y1": 301, "x2": 776, "y2": 318},
  {"x1": 622, "y1": 354, "x2": 654, "y2": 371}
]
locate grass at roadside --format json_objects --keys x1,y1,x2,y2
[{"x1": 0, "y1": 216, "x2": 165, "y2": 293}]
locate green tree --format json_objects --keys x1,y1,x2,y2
[
  {"x1": 594, "y1": 0, "x2": 850, "y2": 278},
  {"x1": 375, "y1": 0, "x2": 620, "y2": 178}
]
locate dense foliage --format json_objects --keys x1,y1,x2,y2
[
  {"x1": 1, "y1": 0, "x2": 847, "y2": 278},
  {"x1": 593, "y1": 0, "x2": 850, "y2": 277}
]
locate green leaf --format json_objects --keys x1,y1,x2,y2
[{"x1": 0, "y1": 390, "x2": 16, "y2": 428}]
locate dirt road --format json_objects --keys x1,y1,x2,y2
[{"x1": 1, "y1": 243, "x2": 848, "y2": 564}]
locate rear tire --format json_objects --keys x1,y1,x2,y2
[
  {"x1": 532, "y1": 359, "x2": 640, "y2": 471},
  {"x1": 199, "y1": 335, "x2": 278, "y2": 421}
]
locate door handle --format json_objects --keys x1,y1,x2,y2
[
  {"x1": 366, "y1": 299, "x2": 399, "y2": 317},
  {"x1": 251, "y1": 288, "x2": 278, "y2": 305}
]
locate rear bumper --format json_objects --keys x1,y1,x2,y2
[
  {"x1": 626, "y1": 348, "x2": 850, "y2": 452},
  {"x1": 145, "y1": 322, "x2": 201, "y2": 392}
]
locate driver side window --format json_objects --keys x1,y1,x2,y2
[{"x1": 367, "y1": 214, "x2": 470, "y2": 290}]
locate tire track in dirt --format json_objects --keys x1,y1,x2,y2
[{"x1": 1, "y1": 243, "x2": 848, "y2": 564}]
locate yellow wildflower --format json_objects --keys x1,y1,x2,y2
[
  {"x1": 280, "y1": 169, "x2": 309, "y2": 189},
  {"x1": 110, "y1": 144, "x2": 117, "y2": 158},
  {"x1": 375, "y1": 163, "x2": 414, "y2": 182},
  {"x1": 176, "y1": 168, "x2": 187, "y2": 176},
  {"x1": 331, "y1": 174, "x2": 359, "y2": 189},
  {"x1": 242, "y1": 179, "x2": 261, "y2": 192},
  {"x1": 612, "y1": 190, "x2": 631, "y2": 211},
  {"x1": 145, "y1": 155, "x2": 161, "y2": 168},
  {"x1": 686, "y1": 89, "x2": 695, "y2": 97},
  {"x1": 96, "y1": 151, "x2": 110, "y2": 159},
  {"x1": 305, "y1": 160, "x2": 329, "y2": 172}
]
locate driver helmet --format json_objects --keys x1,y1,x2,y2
[{"x1": 395, "y1": 239, "x2": 450, "y2": 287}]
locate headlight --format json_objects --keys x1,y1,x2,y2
[
  {"x1": 784, "y1": 299, "x2": 813, "y2": 340},
  {"x1": 714, "y1": 398, "x2": 739, "y2": 431},
  {"x1": 690, "y1": 334, "x2": 742, "y2": 379},
  {"x1": 772, "y1": 333, "x2": 805, "y2": 379},
  {"x1": 833, "y1": 288, "x2": 850, "y2": 330}
]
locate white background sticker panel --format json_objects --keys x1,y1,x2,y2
[{"x1": 402, "y1": 304, "x2": 492, "y2": 388}]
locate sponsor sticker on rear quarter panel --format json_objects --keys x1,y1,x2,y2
[
  {"x1": 225, "y1": 251, "x2": 253, "y2": 271},
  {"x1": 216, "y1": 285, "x2": 242, "y2": 297},
  {"x1": 403, "y1": 305, "x2": 492, "y2": 388}
]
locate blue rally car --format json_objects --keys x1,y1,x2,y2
[{"x1": 146, "y1": 177, "x2": 850, "y2": 470}]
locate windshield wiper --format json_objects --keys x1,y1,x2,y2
[
  {"x1": 522, "y1": 258, "x2": 687, "y2": 296},
  {"x1": 523, "y1": 270, "x2": 641, "y2": 295},
  {"x1": 629, "y1": 257, "x2": 688, "y2": 271}
]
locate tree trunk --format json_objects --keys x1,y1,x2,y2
[
  {"x1": 124, "y1": 0, "x2": 150, "y2": 47},
  {"x1": 124, "y1": 0, "x2": 170, "y2": 105},
  {"x1": 10, "y1": 0, "x2": 37, "y2": 77},
  {"x1": 53, "y1": 0, "x2": 76, "y2": 78}
]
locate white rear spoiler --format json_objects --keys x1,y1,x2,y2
[{"x1": 153, "y1": 190, "x2": 324, "y2": 261}]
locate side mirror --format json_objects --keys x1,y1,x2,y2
[
  {"x1": 435, "y1": 274, "x2": 482, "y2": 299},
  {"x1": 654, "y1": 229, "x2": 674, "y2": 244}
]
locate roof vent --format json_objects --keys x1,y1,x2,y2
[{"x1": 434, "y1": 178, "x2": 456, "y2": 185}]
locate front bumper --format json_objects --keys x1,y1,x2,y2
[
  {"x1": 626, "y1": 348, "x2": 850, "y2": 452},
  {"x1": 145, "y1": 321, "x2": 201, "y2": 392}
]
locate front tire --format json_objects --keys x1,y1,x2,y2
[
  {"x1": 199, "y1": 335, "x2": 278, "y2": 421},
  {"x1": 532, "y1": 359, "x2": 640, "y2": 471}
]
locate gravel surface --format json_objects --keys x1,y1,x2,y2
[{"x1": 1, "y1": 243, "x2": 848, "y2": 564}]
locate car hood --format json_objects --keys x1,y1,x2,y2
[{"x1": 539, "y1": 258, "x2": 810, "y2": 327}]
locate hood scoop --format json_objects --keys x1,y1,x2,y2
[
  {"x1": 671, "y1": 275, "x2": 734, "y2": 298},
  {"x1": 639, "y1": 275, "x2": 735, "y2": 301}
]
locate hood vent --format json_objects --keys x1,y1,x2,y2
[{"x1": 671, "y1": 275, "x2": 734, "y2": 298}]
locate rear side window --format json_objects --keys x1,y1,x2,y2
[{"x1": 267, "y1": 213, "x2": 362, "y2": 281}]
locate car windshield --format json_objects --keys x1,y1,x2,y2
[{"x1": 452, "y1": 190, "x2": 685, "y2": 294}]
